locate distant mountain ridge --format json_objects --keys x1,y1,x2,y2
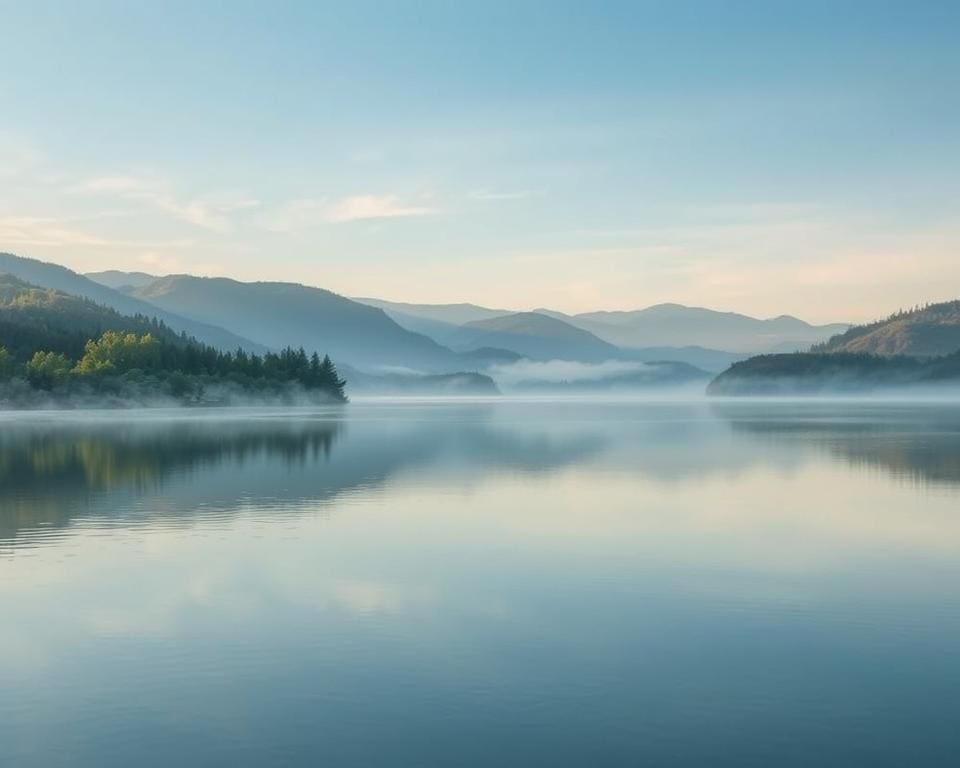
[
  {"x1": 128, "y1": 275, "x2": 462, "y2": 371},
  {"x1": 81, "y1": 264, "x2": 853, "y2": 371},
  {"x1": 355, "y1": 296, "x2": 847, "y2": 354},
  {"x1": 450, "y1": 312, "x2": 620, "y2": 362},
  {"x1": 555, "y1": 303, "x2": 848, "y2": 353},
  {"x1": 814, "y1": 301, "x2": 960, "y2": 357}
]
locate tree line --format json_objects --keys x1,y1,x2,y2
[{"x1": 0, "y1": 330, "x2": 347, "y2": 403}]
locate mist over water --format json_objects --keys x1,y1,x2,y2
[{"x1": 2, "y1": 399, "x2": 960, "y2": 767}]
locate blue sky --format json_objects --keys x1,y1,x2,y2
[{"x1": 2, "y1": 0, "x2": 959, "y2": 321}]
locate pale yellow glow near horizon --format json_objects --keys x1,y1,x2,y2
[{"x1": 4, "y1": 203, "x2": 959, "y2": 325}]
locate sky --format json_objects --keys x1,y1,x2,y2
[{"x1": 1, "y1": 0, "x2": 959, "y2": 323}]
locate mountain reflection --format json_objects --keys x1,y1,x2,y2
[
  {"x1": 0, "y1": 417, "x2": 342, "y2": 542},
  {"x1": 0, "y1": 404, "x2": 609, "y2": 543},
  {"x1": 712, "y1": 401, "x2": 960, "y2": 486},
  {"x1": 4, "y1": 400, "x2": 960, "y2": 546},
  {"x1": 0, "y1": 420, "x2": 340, "y2": 493}
]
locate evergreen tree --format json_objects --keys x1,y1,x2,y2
[{"x1": 318, "y1": 354, "x2": 347, "y2": 400}]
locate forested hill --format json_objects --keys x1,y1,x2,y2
[
  {"x1": 708, "y1": 351, "x2": 960, "y2": 396},
  {"x1": 0, "y1": 273, "x2": 185, "y2": 360},
  {"x1": 0, "y1": 274, "x2": 347, "y2": 407},
  {"x1": 0, "y1": 252, "x2": 263, "y2": 353},
  {"x1": 814, "y1": 301, "x2": 960, "y2": 357}
]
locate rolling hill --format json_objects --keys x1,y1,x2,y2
[
  {"x1": 559, "y1": 304, "x2": 849, "y2": 353},
  {"x1": 449, "y1": 312, "x2": 621, "y2": 362},
  {"x1": 357, "y1": 297, "x2": 846, "y2": 355},
  {"x1": 129, "y1": 275, "x2": 462, "y2": 371},
  {"x1": 0, "y1": 253, "x2": 262, "y2": 353},
  {"x1": 352, "y1": 298, "x2": 513, "y2": 347},
  {"x1": 814, "y1": 301, "x2": 960, "y2": 357},
  {"x1": 707, "y1": 351, "x2": 960, "y2": 396}
]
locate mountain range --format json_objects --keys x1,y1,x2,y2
[
  {"x1": 357, "y1": 297, "x2": 848, "y2": 355},
  {"x1": 0, "y1": 253, "x2": 871, "y2": 388},
  {"x1": 447, "y1": 312, "x2": 621, "y2": 362},
  {"x1": 88, "y1": 266, "x2": 782, "y2": 369},
  {"x1": 86, "y1": 263, "x2": 850, "y2": 369},
  {"x1": 5, "y1": 252, "x2": 960, "y2": 398}
]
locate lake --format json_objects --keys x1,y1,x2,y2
[{"x1": 1, "y1": 398, "x2": 959, "y2": 767}]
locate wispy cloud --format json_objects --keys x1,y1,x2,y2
[
  {"x1": 0, "y1": 216, "x2": 116, "y2": 247},
  {"x1": 325, "y1": 194, "x2": 434, "y2": 222},
  {"x1": 68, "y1": 176, "x2": 260, "y2": 232},
  {"x1": 0, "y1": 215, "x2": 192, "y2": 249},
  {"x1": 263, "y1": 194, "x2": 435, "y2": 231}
]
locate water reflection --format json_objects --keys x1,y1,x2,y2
[
  {"x1": 0, "y1": 403, "x2": 611, "y2": 544},
  {"x1": 1, "y1": 401, "x2": 960, "y2": 767},
  {"x1": 712, "y1": 401, "x2": 960, "y2": 486},
  {"x1": 3, "y1": 401, "x2": 960, "y2": 547}
]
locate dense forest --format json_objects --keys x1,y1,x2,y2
[{"x1": 0, "y1": 274, "x2": 347, "y2": 407}]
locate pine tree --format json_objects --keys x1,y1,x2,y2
[{"x1": 318, "y1": 354, "x2": 347, "y2": 400}]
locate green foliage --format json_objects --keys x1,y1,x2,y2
[
  {"x1": 0, "y1": 273, "x2": 181, "y2": 362},
  {"x1": 75, "y1": 332, "x2": 161, "y2": 376},
  {"x1": 25, "y1": 351, "x2": 73, "y2": 390},
  {"x1": 4, "y1": 331, "x2": 347, "y2": 404},
  {"x1": 0, "y1": 274, "x2": 349, "y2": 405}
]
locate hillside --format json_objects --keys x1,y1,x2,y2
[
  {"x1": 0, "y1": 274, "x2": 347, "y2": 406},
  {"x1": 450, "y1": 312, "x2": 621, "y2": 362},
  {"x1": 131, "y1": 275, "x2": 461, "y2": 371},
  {"x1": 0, "y1": 253, "x2": 262, "y2": 353},
  {"x1": 567, "y1": 304, "x2": 848, "y2": 353},
  {"x1": 814, "y1": 301, "x2": 960, "y2": 357},
  {"x1": 0, "y1": 274, "x2": 187, "y2": 361},
  {"x1": 707, "y1": 352, "x2": 960, "y2": 396},
  {"x1": 352, "y1": 298, "x2": 513, "y2": 348},
  {"x1": 361, "y1": 306, "x2": 466, "y2": 347}
]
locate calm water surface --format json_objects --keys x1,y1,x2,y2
[{"x1": 1, "y1": 398, "x2": 959, "y2": 767}]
